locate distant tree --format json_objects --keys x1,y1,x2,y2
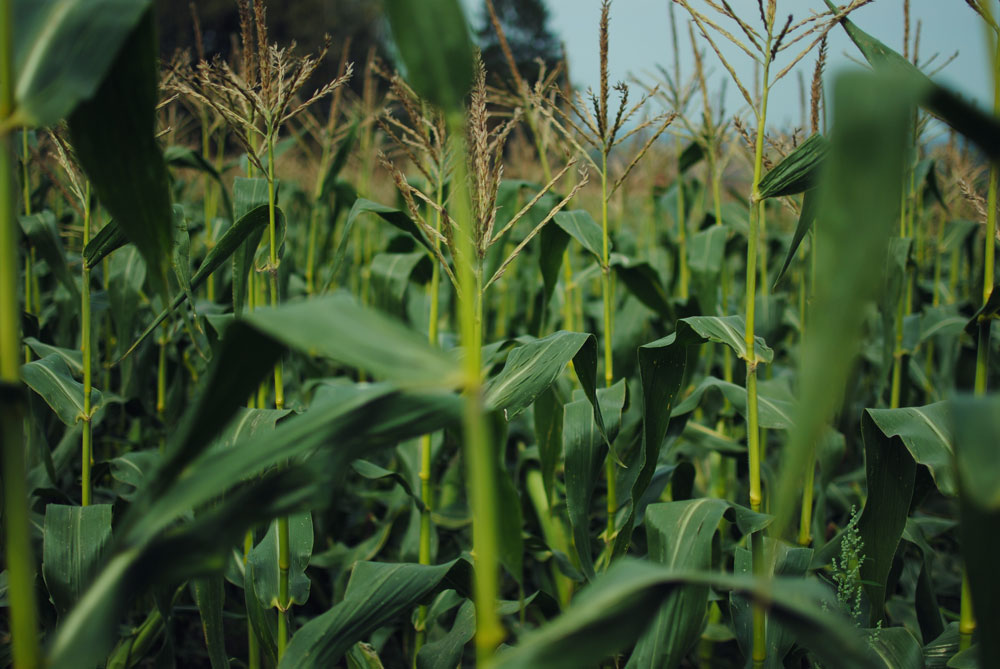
[
  {"x1": 157, "y1": 0, "x2": 389, "y2": 97},
  {"x1": 475, "y1": 0, "x2": 563, "y2": 89}
]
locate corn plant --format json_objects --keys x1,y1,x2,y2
[{"x1": 7, "y1": 1, "x2": 1000, "y2": 669}]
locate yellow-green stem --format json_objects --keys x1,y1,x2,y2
[
  {"x1": 798, "y1": 456, "x2": 816, "y2": 546},
  {"x1": 676, "y1": 137, "x2": 688, "y2": 300},
  {"x1": 2, "y1": 0, "x2": 41, "y2": 659},
  {"x1": 21, "y1": 130, "x2": 31, "y2": 363},
  {"x1": 82, "y1": 184, "x2": 93, "y2": 506},
  {"x1": 415, "y1": 175, "x2": 445, "y2": 661},
  {"x1": 746, "y1": 32, "x2": 773, "y2": 667},
  {"x1": 244, "y1": 529, "x2": 261, "y2": 669},
  {"x1": 448, "y1": 112, "x2": 502, "y2": 666},
  {"x1": 599, "y1": 151, "x2": 618, "y2": 550}
]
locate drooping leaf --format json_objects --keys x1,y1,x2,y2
[
  {"x1": 22, "y1": 354, "x2": 103, "y2": 426},
  {"x1": 865, "y1": 403, "x2": 955, "y2": 497},
  {"x1": 673, "y1": 375, "x2": 796, "y2": 430},
  {"x1": 68, "y1": 9, "x2": 172, "y2": 294},
  {"x1": 493, "y1": 559, "x2": 881, "y2": 669},
  {"x1": 553, "y1": 210, "x2": 605, "y2": 262},
  {"x1": 757, "y1": 133, "x2": 829, "y2": 200},
  {"x1": 611, "y1": 255, "x2": 673, "y2": 320},
  {"x1": 244, "y1": 293, "x2": 461, "y2": 388},
  {"x1": 280, "y1": 559, "x2": 472, "y2": 668},
  {"x1": 11, "y1": 0, "x2": 151, "y2": 127},
  {"x1": 82, "y1": 218, "x2": 128, "y2": 267},
  {"x1": 773, "y1": 188, "x2": 819, "y2": 289}
]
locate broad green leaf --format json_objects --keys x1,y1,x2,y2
[
  {"x1": 770, "y1": 71, "x2": 909, "y2": 543},
  {"x1": 23, "y1": 338, "x2": 81, "y2": 376},
  {"x1": 20, "y1": 211, "x2": 78, "y2": 300},
  {"x1": 68, "y1": 9, "x2": 172, "y2": 294},
  {"x1": 108, "y1": 246, "x2": 146, "y2": 359},
  {"x1": 773, "y1": 188, "x2": 819, "y2": 288},
  {"x1": 627, "y1": 499, "x2": 729, "y2": 669},
  {"x1": 232, "y1": 177, "x2": 270, "y2": 315},
  {"x1": 494, "y1": 559, "x2": 881, "y2": 669},
  {"x1": 865, "y1": 403, "x2": 955, "y2": 497},
  {"x1": 538, "y1": 217, "x2": 572, "y2": 323},
  {"x1": 952, "y1": 395, "x2": 1000, "y2": 668},
  {"x1": 192, "y1": 576, "x2": 230, "y2": 669},
  {"x1": 564, "y1": 380, "x2": 628, "y2": 578},
  {"x1": 673, "y1": 376, "x2": 796, "y2": 430},
  {"x1": 858, "y1": 411, "x2": 917, "y2": 626},
  {"x1": 485, "y1": 331, "x2": 603, "y2": 424},
  {"x1": 11, "y1": 0, "x2": 150, "y2": 127},
  {"x1": 42, "y1": 504, "x2": 113, "y2": 617},
  {"x1": 757, "y1": 133, "x2": 829, "y2": 199},
  {"x1": 279, "y1": 559, "x2": 472, "y2": 668},
  {"x1": 244, "y1": 293, "x2": 460, "y2": 388},
  {"x1": 250, "y1": 513, "x2": 314, "y2": 609},
  {"x1": 554, "y1": 210, "x2": 605, "y2": 262},
  {"x1": 611, "y1": 330, "x2": 692, "y2": 557},
  {"x1": 384, "y1": 0, "x2": 474, "y2": 114},
  {"x1": 682, "y1": 315, "x2": 773, "y2": 364},
  {"x1": 22, "y1": 354, "x2": 102, "y2": 425}
]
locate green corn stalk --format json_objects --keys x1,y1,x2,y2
[
  {"x1": 81, "y1": 183, "x2": 94, "y2": 504},
  {"x1": 0, "y1": 0, "x2": 42, "y2": 664}
]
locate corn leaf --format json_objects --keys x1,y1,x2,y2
[
  {"x1": 42, "y1": 504, "x2": 114, "y2": 617},
  {"x1": 952, "y1": 395, "x2": 1000, "y2": 668},
  {"x1": 757, "y1": 134, "x2": 829, "y2": 200},
  {"x1": 384, "y1": 0, "x2": 474, "y2": 114},
  {"x1": 68, "y1": 10, "x2": 173, "y2": 295},
  {"x1": 11, "y1": 0, "x2": 150, "y2": 127},
  {"x1": 279, "y1": 559, "x2": 472, "y2": 668},
  {"x1": 494, "y1": 559, "x2": 881, "y2": 669}
]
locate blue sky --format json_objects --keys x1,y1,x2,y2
[{"x1": 462, "y1": 0, "x2": 993, "y2": 131}]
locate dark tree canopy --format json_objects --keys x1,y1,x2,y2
[
  {"x1": 157, "y1": 0, "x2": 389, "y2": 97},
  {"x1": 475, "y1": 0, "x2": 563, "y2": 89}
]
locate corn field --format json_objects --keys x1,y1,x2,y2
[{"x1": 3, "y1": 0, "x2": 1000, "y2": 667}]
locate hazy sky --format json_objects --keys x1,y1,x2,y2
[{"x1": 462, "y1": 0, "x2": 993, "y2": 131}]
